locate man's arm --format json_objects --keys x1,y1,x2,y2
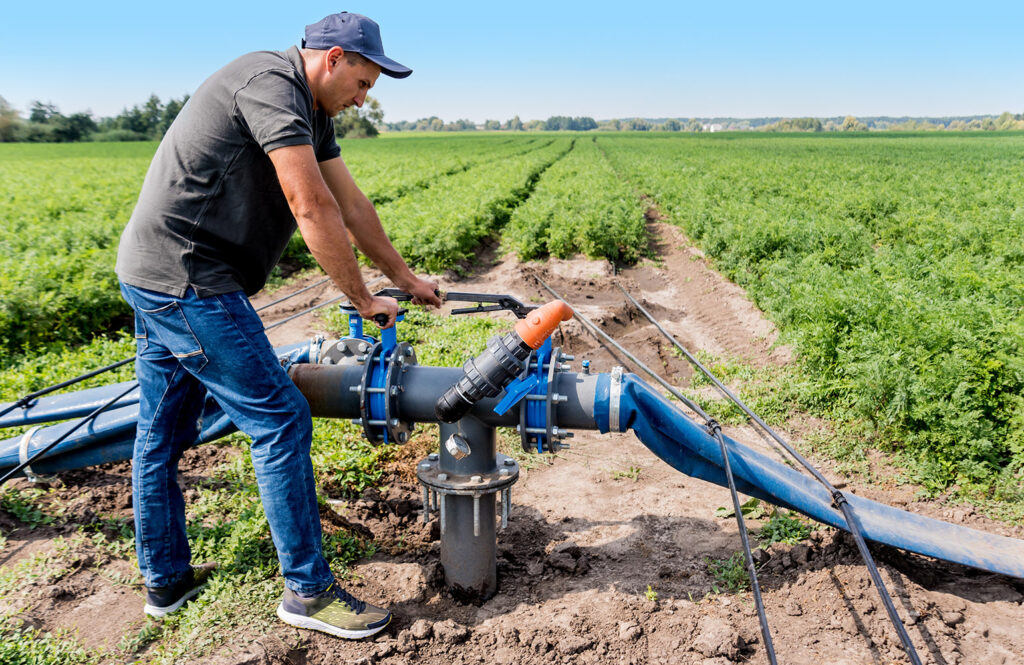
[
  {"x1": 319, "y1": 156, "x2": 441, "y2": 307},
  {"x1": 267, "y1": 144, "x2": 400, "y2": 326}
]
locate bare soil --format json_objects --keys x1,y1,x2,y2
[{"x1": 3, "y1": 222, "x2": 1023, "y2": 664}]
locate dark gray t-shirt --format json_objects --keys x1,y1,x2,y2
[{"x1": 116, "y1": 46, "x2": 341, "y2": 297}]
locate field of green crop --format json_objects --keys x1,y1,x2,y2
[
  {"x1": 601, "y1": 132, "x2": 1024, "y2": 494},
  {"x1": 2, "y1": 132, "x2": 1023, "y2": 499}
]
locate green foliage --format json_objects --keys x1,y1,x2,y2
[
  {"x1": 375, "y1": 138, "x2": 571, "y2": 272},
  {"x1": 757, "y1": 509, "x2": 813, "y2": 546},
  {"x1": 714, "y1": 496, "x2": 769, "y2": 520},
  {"x1": 0, "y1": 624, "x2": 101, "y2": 664},
  {"x1": 505, "y1": 137, "x2": 648, "y2": 263},
  {"x1": 706, "y1": 552, "x2": 750, "y2": 593},
  {"x1": 644, "y1": 584, "x2": 658, "y2": 602},
  {"x1": 0, "y1": 142, "x2": 155, "y2": 358},
  {"x1": 602, "y1": 133, "x2": 1024, "y2": 495},
  {"x1": 611, "y1": 465, "x2": 641, "y2": 482},
  {"x1": 0, "y1": 488, "x2": 59, "y2": 528}
]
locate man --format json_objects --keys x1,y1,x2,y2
[{"x1": 115, "y1": 12, "x2": 440, "y2": 639}]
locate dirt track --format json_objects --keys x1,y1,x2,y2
[{"x1": 2, "y1": 222, "x2": 1023, "y2": 664}]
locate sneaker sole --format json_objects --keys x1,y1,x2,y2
[
  {"x1": 144, "y1": 585, "x2": 204, "y2": 619},
  {"x1": 276, "y1": 603, "x2": 392, "y2": 640}
]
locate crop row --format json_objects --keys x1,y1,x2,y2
[
  {"x1": 377, "y1": 138, "x2": 571, "y2": 273},
  {"x1": 0, "y1": 136, "x2": 546, "y2": 360},
  {"x1": 504, "y1": 137, "x2": 647, "y2": 263},
  {"x1": 601, "y1": 133, "x2": 1024, "y2": 491},
  {"x1": 343, "y1": 135, "x2": 542, "y2": 204}
]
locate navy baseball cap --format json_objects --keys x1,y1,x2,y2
[{"x1": 302, "y1": 12, "x2": 412, "y2": 79}]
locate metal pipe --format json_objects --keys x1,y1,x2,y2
[
  {"x1": 438, "y1": 416, "x2": 498, "y2": 598},
  {"x1": 289, "y1": 364, "x2": 600, "y2": 429}
]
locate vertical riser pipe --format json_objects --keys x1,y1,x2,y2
[{"x1": 438, "y1": 418, "x2": 498, "y2": 598}]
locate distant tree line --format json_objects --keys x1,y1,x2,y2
[
  {"x1": 0, "y1": 94, "x2": 190, "y2": 142},
  {"x1": 4, "y1": 92, "x2": 1023, "y2": 141}
]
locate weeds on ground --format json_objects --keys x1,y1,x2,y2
[
  {"x1": 612, "y1": 465, "x2": 642, "y2": 482},
  {"x1": 757, "y1": 509, "x2": 813, "y2": 546},
  {"x1": 715, "y1": 496, "x2": 769, "y2": 520},
  {"x1": 0, "y1": 622, "x2": 102, "y2": 665},
  {"x1": 0, "y1": 487, "x2": 61, "y2": 528},
  {"x1": 644, "y1": 584, "x2": 659, "y2": 602},
  {"x1": 706, "y1": 552, "x2": 750, "y2": 594}
]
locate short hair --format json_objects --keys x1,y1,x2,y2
[{"x1": 302, "y1": 48, "x2": 369, "y2": 68}]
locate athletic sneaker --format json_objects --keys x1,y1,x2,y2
[
  {"x1": 143, "y1": 562, "x2": 218, "y2": 618},
  {"x1": 276, "y1": 584, "x2": 392, "y2": 639}
]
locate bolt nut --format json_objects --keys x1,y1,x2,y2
[
  {"x1": 437, "y1": 473, "x2": 448, "y2": 481},
  {"x1": 428, "y1": 453, "x2": 439, "y2": 461},
  {"x1": 499, "y1": 468, "x2": 510, "y2": 477},
  {"x1": 419, "y1": 462, "x2": 431, "y2": 471},
  {"x1": 503, "y1": 458, "x2": 516, "y2": 466},
  {"x1": 470, "y1": 475, "x2": 482, "y2": 483},
  {"x1": 398, "y1": 432, "x2": 408, "y2": 443},
  {"x1": 358, "y1": 342, "x2": 369, "y2": 352},
  {"x1": 390, "y1": 418, "x2": 399, "y2": 427},
  {"x1": 390, "y1": 386, "x2": 399, "y2": 396}
]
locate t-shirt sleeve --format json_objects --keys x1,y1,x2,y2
[
  {"x1": 316, "y1": 116, "x2": 342, "y2": 162},
  {"x1": 234, "y1": 69, "x2": 315, "y2": 153}
]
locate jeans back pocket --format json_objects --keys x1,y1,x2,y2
[{"x1": 138, "y1": 301, "x2": 209, "y2": 374}]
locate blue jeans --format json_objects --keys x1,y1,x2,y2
[{"x1": 119, "y1": 282, "x2": 334, "y2": 594}]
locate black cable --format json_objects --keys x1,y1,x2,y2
[
  {"x1": 534, "y1": 274, "x2": 778, "y2": 665},
  {"x1": 0, "y1": 382, "x2": 139, "y2": 487},
  {"x1": 0, "y1": 357, "x2": 134, "y2": 420},
  {"x1": 710, "y1": 423, "x2": 778, "y2": 664},
  {"x1": 2, "y1": 277, "x2": 387, "y2": 422},
  {"x1": 616, "y1": 283, "x2": 922, "y2": 665},
  {"x1": 253, "y1": 276, "x2": 331, "y2": 312}
]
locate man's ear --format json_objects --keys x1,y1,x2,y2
[{"x1": 327, "y1": 46, "x2": 346, "y2": 73}]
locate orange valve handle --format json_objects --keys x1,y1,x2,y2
[{"x1": 514, "y1": 300, "x2": 574, "y2": 349}]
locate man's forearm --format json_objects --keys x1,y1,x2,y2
[
  {"x1": 342, "y1": 194, "x2": 418, "y2": 289},
  {"x1": 296, "y1": 207, "x2": 375, "y2": 310}
]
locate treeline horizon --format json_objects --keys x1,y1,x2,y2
[{"x1": 2, "y1": 92, "x2": 1023, "y2": 143}]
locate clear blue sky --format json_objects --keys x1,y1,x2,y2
[{"x1": 2, "y1": 1, "x2": 1022, "y2": 122}]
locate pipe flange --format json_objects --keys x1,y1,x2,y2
[
  {"x1": 545, "y1": 345, "x2": 561, "y2": 451},
  {"x1": 321, "y1": 337, "x2": 372, "y2": 366},
  {"x1": 357, "y1": 341, "x2": 387, "y2": 443},
  {"x1": 384, "y1": 342, "x2": 416, "y2": 444},
  {"x1": 415, "y1": 453, "x2": 520, "y2": 496}
]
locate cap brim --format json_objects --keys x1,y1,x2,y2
[{"x1": 361, "y1": 53, "x2": 412, "y2": 79}]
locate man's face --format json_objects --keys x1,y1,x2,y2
[{"x1": 322, "y1": 50, "x2": 381, "y2": 116}]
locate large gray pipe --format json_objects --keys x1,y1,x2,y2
[{"x1": 288, "y1": 364, "x2": 601, "y2": 428}]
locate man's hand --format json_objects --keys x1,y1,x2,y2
[
  {"x1": 360, "y1": 295, "x2": 400, "y2": 329},
  {"x1": 400, "y1": 275, "x2": 442, "y2": 307}
]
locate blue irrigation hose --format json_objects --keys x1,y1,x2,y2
[
  {"x1": 0, "y1": 381, "x2": 139, "y2": 487},
  {"x1": 533, "y1": 274, "x2": 778, "y2": 665},
  {"x1": 615, "y1": 283, "x2": 922, "y2": 665}
]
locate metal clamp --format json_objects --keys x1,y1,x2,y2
[
  {"x1": 18, "y1": 426, "x2": 58, "y2": 483},
  {"x1": 609, "y1": 366, "x2": 624, "y2": 432},
  {"x1": 356, "y1": 340, "x2": 417, "y2": 444}
]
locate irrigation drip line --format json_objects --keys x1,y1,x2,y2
[
  {"x1": 253, "y1": 276, "x2": 332, "y2": 312},
  {"x1": 614, "y1": 283, "x2": 922, "y2": 665},
  {"x1": 0, "y1": 357, "x2": 135, "y2": 421},
  {"x1": 0, "y1": 381, "x2": 139, "y2": 487},
  {"x1": 1, "y1": 277, "x2": 388, "y2": 418},
  {"x1": 262, "y1": 275, "x2": 387, "y2": 331},
  {"x1": 533, "y1": 274, "x2": 777, "y2": 665}
]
